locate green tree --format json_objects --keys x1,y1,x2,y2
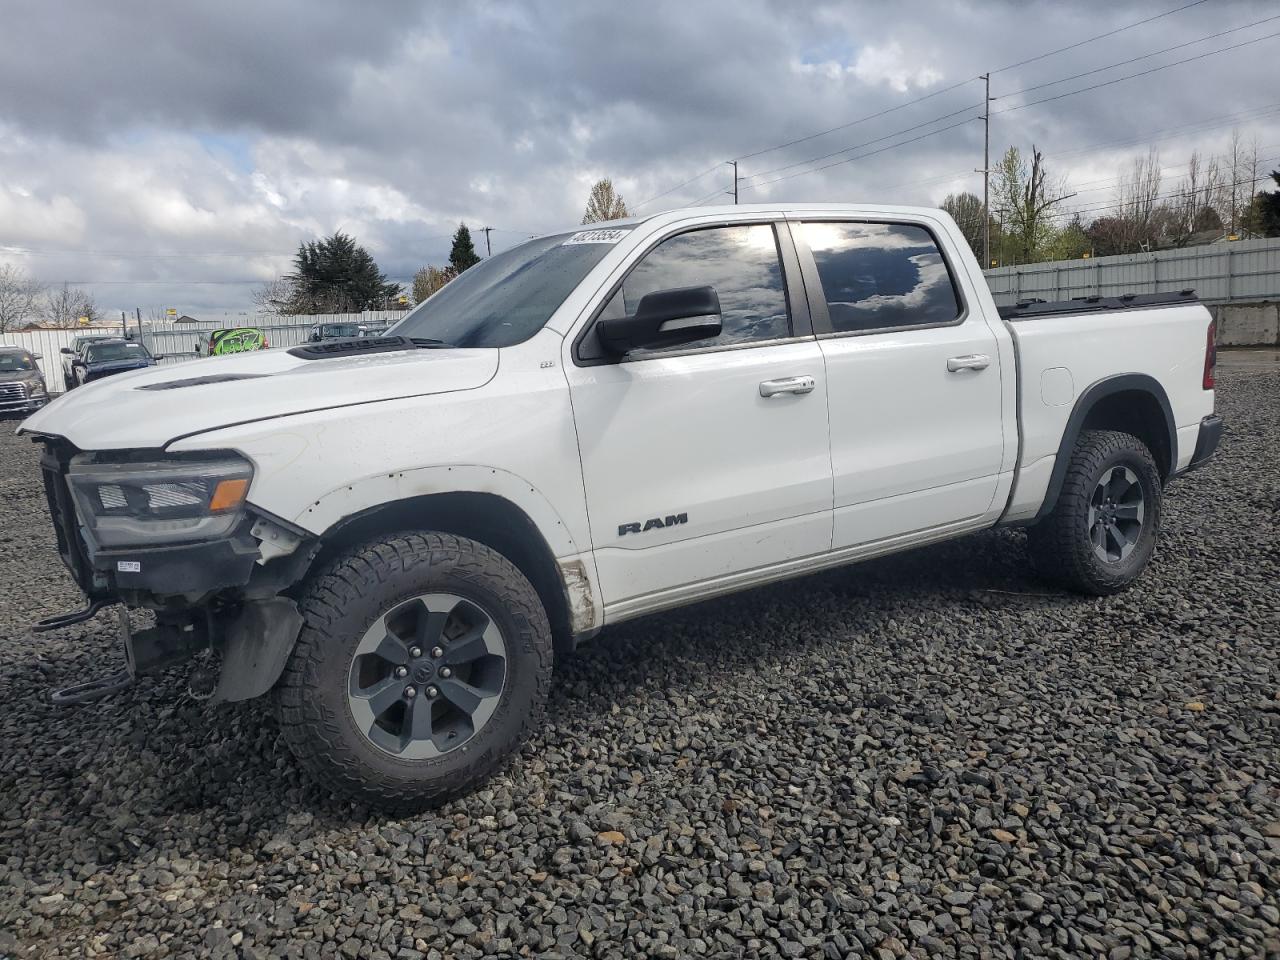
[
  {"x1": 992, "y1": 145, "x2": 1072, "y2": 263},
  {"x1": 449, "y1": 224, "x2": 481, "y2": 273},
  {"x1": 287, "y1": 232, "x2": 398, "y2": 313},
  {"x1": 1044, "y1": 214, "x2": 1090, "y2": 260},
  {"x1": 582, "y1": 178, "x2": 629, "y2": 224},
  {"x1": 412, "y1": 264, "x2": 457, "y2": 303}
]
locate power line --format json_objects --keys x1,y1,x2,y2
[
  {"x1": 738, "y1": 99, "x2": 984, "y2": 183},
  {"x1": 732, "y1": 76, "x2": 980, "y2": 164},
  {"x1": 990, "y1": 0, "x2": 1212, "y2": 74},
  {"x1": 994, "y1": 29, "x2": 1280, "y2": 118},
  {"x1": 659, "y1": 0, "x2": 1212, "y2": 196},
  {"x1": 1000, "y1": 12, "x2": 1280, "y2": 102},
  {"x1": 744, "y1": 25, "x2": 1280, "y2": 194},
  {"x1": 632, "y1": 163, "x2": 727, "y2": 210},
  {"x1": 742, "y1": 116, "x2": 981, "y2": 191}
]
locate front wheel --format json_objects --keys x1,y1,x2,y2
[
  {"x1": 276, "y1": 532, "x2": 553, "y2": 812},
  {"x1": 1028, "y1": 429, "x2": 1163, "y2": 595}
]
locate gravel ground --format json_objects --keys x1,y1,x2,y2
[{"x1": 1, "y1": 362, "x2": 1278, "y2": 960}]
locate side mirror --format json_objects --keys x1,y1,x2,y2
[
  {"x1": 31, "y1": 353, "x2": 42, "y2": 360},
  {"x1": 61, "y1": 347, "x2": 73, "y2": 355},
  {"x1": 597, "y1": 285, "x2": 722, "y2": 355},
  {"x1": 151, "y1": 354, "x2": 165, "y2": 361}
]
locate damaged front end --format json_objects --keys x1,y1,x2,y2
[{"x1": 33, "y1": 436, "x2": 315, "y2": 705}]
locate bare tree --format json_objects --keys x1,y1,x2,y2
[
  {"x1": 1168, "y1": 152, "x2": 1226, "y2": 245},
  {"x1": 0, "y1": 264, "x2": 44, "y2": 334},
  {"x1": 991, "y1": 145, "x2": 1073, "y2": 263},
  {"x1": 41, "y1": 283, "x2": 99, "y2": 328},
  {"x1": 1225, "y1": 130, "x2": 1264, "y2": 236},
  {"x1": 1114, "y1": 147, "x2": 1162, "y2": 252},
  {"x1": 251, "y1": 277, "x2": 296, "y2": 315},
  {"x1": 582, "y1": 178, "x2": 629, "y2": 224}
]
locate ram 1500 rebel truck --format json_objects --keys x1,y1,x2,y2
[{"x1": 19, "y1": 204, "x2": 1222, "y2": 811}]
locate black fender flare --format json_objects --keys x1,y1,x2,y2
[{"x1": 1034, "y1": 373, "x2": 1177, "y2": 522}]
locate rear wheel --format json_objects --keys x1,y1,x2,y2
[
  {"x1": 276, "y1": 532, "x2": 552, "y2": 812},
  {"x1": 1028, "y1": 430, "x2": 1162, "y2": 595}
]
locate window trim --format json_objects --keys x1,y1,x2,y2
[
  {"x1": 571, "y1": 219, "x2": 813, "y2": 367},
  {"x1": 790, "y1": 217, "x2": 970, "y2": 340}
]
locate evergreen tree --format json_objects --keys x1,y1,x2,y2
[
  {"x1": 287, "y1": 232, "x2": 399, "y2": 313},
  {"x1": 1253, "y1": 170, "x2": 1280, "y2": 237},
  {"x1": 449, "y1": 223, "x2": 481, "y2": 273}
]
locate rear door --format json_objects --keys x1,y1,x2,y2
[
  {"x1": 790, "y1": 218, "x2": 1006, "y2": 549},
  {"x1": 563, "y1": 220, "x2": 833, "y2": 615}
]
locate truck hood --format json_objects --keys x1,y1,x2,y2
[
  {"x1": 1, "y1": 370, "x2": 43, "y2": 385},
  {"x1": 20, "y1": 346, "x2": 499, "y2": 449}
]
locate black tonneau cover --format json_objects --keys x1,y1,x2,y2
[{"x1": 998, "y1": 289, "x2": 1198, "y2": 321}]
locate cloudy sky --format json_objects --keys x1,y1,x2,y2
[{"x1": 1, "y1": 0, "x2": 1277, "y2": 319}]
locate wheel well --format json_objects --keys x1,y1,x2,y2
[
  {"x1": 311, "y1": 493, "x2": 575, "y2": 653},
  {"x1": 1081, "y1": 389, "x2": 1173, "y2": 481}
]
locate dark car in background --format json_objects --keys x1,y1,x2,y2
[
  {"x1": 0, "y1": 346, "x2": 49, "y2": 416},
  {"x1": 60, "y1": 333, "x2": 116, "y2": 387},
  {"x1": 66, "y1": 338, "x2": 159, "y2": 388}
]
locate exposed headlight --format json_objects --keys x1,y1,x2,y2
[
  {"x1": 67, "y1": 456, "x2": 254, "y2": 547},
  {"x1": 28, "y1": 380, "x2": 46, "y2": 396}
]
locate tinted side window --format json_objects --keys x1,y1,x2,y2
[
  {"x1": 600, "y1": 224, "x2": 791, "y2": 352},
  {"x1": 797, "y1": 222, "x2": 961, "y2": 333}
]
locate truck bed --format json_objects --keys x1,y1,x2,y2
[{"x1": 998, "y1": 289, "x2": 1199, "y2": 322}]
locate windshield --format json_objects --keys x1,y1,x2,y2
[
  {"x1": 0, "y1": 352, "x2": 34, "y2": 372},
  {"x1": 87, "y1": 342, "x2": 148, "y2": 363},
  {"x1": 390, "y1": 227, "x2": 635, "y2": 347}
]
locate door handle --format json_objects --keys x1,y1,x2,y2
[
  {"x1": 947, "y1": 354, "x2": 991, "y2": 373},
  {"x1": 759, "y1": 375, "x2": 816, "y2": 398}
]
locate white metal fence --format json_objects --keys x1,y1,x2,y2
[
  {"x1": 3, "y1": 310, "x2": 409, "y2": 393},
  {"x1": 983, "y1": 236, "x2": 1280, "y2": 307}
]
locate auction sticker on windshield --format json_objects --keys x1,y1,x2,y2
[{"x1": 562, "y1": 229, "x2": 628, "y2": 245}]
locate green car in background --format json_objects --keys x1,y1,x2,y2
[{"x1": 198, "y1": 328, "x2": 269, "y2": 357}]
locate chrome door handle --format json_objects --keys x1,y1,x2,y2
[
  {"x1": 947, "y1": 354, "x2": 991, "y2": 373},
  {"x1": 759, "y1": 375, "x2": 816, "y2": 398}
]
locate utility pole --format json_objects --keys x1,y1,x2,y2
[
  {"x1": 726, "y1": 160, "x2": 739, "y2": 204},
  {"x1": 482, "y1": 226, "x2": 493, "y2": 257},
  {"x1": 979, "y1": 73, "x2": 992, "y2": 269}
]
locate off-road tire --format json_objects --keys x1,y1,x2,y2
[
  {"x1": 276, "y1": 532, "x2": 552, "y2": 812},
  {"x1": 1028, "y1": 429, "x2": 1162, "y2": 596}
]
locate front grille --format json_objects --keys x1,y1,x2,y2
[{"x1": 0, "y1": 383, "x2": 25, "y2": 402}]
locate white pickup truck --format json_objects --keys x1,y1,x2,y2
[{"x1": 20, "y1": 204, "x2": 1221, "y2": 810}]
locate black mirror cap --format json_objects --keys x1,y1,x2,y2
[
  {"x1": 61, "y1": 347, "x2": 73, "y2": 354},
  {"x1": 598, "y1": 285, "x2": 722, "y2": 354}
]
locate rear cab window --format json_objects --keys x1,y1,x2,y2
[{"x1": 795, "y1": 221, "x2": 963, "y2": 335}]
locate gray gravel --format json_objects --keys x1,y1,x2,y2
[{"x1": 2, "y1": 361, "x2": 1278, "y2": 960}]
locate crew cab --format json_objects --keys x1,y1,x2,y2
[{"x1": 19, "y1": 204, "x2": 1221, "y2": 811}]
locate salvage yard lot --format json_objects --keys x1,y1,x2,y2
[{"x1": 1, "y1": 359, "x2": 1277, "y2": 960}]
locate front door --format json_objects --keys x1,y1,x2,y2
[{"x1": 564, "y1": 221, "x2": 833, "y2": 614}]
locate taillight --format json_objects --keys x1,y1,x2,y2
[{"x1": 1203, "y1": 320, "x2": 1216, "y2": 390}]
